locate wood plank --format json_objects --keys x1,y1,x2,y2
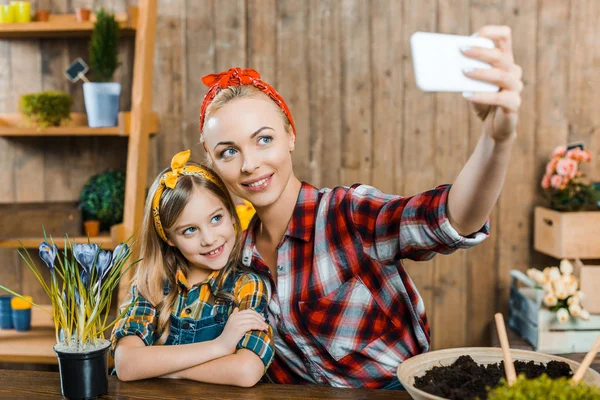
[
  {"x1": 307, "y1": 0, "x2": 341, "y2": 188},
  {"x1": 400, "y1": 0, "x2": 437, "y2": 342},
  {"x1": 183, "y1": 0, "x2": 214, "y2": 161},
  {"x1": 370, "y1": 0, "x2": 403, "y2": 195},
  {"x1": 0, "y1": 201, "x2": 81, "y2": 238},
  {"x1": 339, "y1": 0, "x2": 371, "y2": 187},
  {"x1": 568, "y1": 0, "x2": 600, "y2": 181},
  {"x1": 277, "y1": 0, "x2": 310, "y2": 183},
  {"x1": 0, "y1": 23, "x2": 15, "y2": 203},
  {"x1": 247, "y1": 0, "x2": 276, "y2": 86},
  {"x1": 214, "y1": 0, "x2": 246, "y2": 71},
  {"x1": 431, "y1": 0, "x2": 471, "y2": 351}
]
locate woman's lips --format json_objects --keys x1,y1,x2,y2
[{"x1": 242, "y1": 173, "x2": 273, "y2": 192}]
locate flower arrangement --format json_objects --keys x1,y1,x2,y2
[
  {"x1": 527, "y1": 259, "x2": 590, "y2": 324},
  {"x1": 540, "y1": 145, "x2": 600, "y2": 211},
  {"x1": 0, "y1": 235, "x2": 138, "y2": 352}
]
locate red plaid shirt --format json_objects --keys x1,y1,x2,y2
[{"x1": 241, "y1": 182, "x2": 489, "y2": 388}]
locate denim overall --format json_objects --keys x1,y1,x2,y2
[{"x1": 164, "y1": 271, "x2": 236, "y2": 346}]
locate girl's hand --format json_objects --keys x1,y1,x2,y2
[
  {"x1": 461, "y1": 25, "x2": 523, "y2": 143},
  {"x1": 213, "y1": 307, "x2": 269, "y2": 355}
]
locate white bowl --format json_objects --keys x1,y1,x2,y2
[{"x1": 396, "y1": 347, "x2": 600, "y2": 400}]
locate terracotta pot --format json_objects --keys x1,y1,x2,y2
[
  {"x1": 83, "y1": 220, "x2": 100, "y2": 237},
  {"x1": 75, "y1": 7, "x2": 90, "y2": 22},
  {"x1": 35, "y1": 9, "x2": 49, "y2": 22}
]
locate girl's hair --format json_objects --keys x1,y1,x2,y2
[
  {"x1": 133, "y1": 162, "x2": 243, "y2": 344},
  {"x1": 201, "y1": 85, "x2": 293, "y2": 165}
]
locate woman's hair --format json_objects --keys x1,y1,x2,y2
[
  {"x1": 201, "y1": 85, "x2": 293, "y2": 165},
  {"x1": 133, "y1": 162, "x2": 243, "y2": 344}
]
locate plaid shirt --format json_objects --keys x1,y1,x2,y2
[
  {"x1": 110, "y1": 268, "x2": 274, "y2": 369},
  {"x1": 241, "y1": 182, "x2": 489, "y2": 388}
]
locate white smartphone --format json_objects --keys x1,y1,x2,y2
[{"x1": 410, "y1": 32, "x2": 499, "y2": 93}]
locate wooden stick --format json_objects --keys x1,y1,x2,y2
[
  {"x1": 495, "y1": 312, "x2": 517, "y2": 386},
  {"x1": 572, "y1": 336, "x2": 600, "y2": 383}
]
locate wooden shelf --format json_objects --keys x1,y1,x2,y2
[
  {"x1": 0, "y1": 235, "x2": 116, "y2": 250},
  {"x1": 0, "y1": 111, "x2": 158, "y2": 137},
  {"x1": 0, "y1": 306, "x2": 56, "y2": 364},
  {"x1": 0, "y1": 8, "x2": 137, "y2": 39}
]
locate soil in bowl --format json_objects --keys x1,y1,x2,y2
[{"x1": 414, "y1": 355, "x2": 572, "y2": 400}]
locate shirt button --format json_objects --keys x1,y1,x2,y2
[
  {"x1": 277, "y1": 265, "x2": 283, "y2": 271},
  {"x1": 184, "y1": 308, "x2": 192, "y2": 314},
  {"x1": 182, "y1": 321, "x2": 190, "y2": 329}
]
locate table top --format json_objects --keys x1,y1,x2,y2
[{"x1": 0, "y1": 370, "x2": 409, "y2": 399}]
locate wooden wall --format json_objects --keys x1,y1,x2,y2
[{"x1": 1, "y1": 0, "x2": 599, "y2": 350}]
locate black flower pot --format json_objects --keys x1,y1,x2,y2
[{"x1": 54, "y1": 342, "x2": 109, "y2": 399}]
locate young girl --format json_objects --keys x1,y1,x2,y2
[
  {"x1": 197, "y1": 25, "x2": 522, "y2": 389},
  {"x1": 111, "y1": 149, "x2": 274, "y2": 387}
]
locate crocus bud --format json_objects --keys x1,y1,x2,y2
[
  {"x1": 543, "y1": 293, "x2": 558, "y2": 307},
  {"x1": 556, "y1": 308, "x2": 570, "y2": 324},
  {"x1": 580, "y1": 309, "x2": 590, "y2": 321},
  {"x1": 568, "y1": 303, "x2": 582, "y2": 317},
  {"x1": 559, "y1": 259, "x2": 574, "y2": 275}
]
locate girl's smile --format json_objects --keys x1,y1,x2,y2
[{"x1": 200, "y1": 242, "x2": 226, "y2": 259}]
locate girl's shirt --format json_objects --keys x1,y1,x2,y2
[
  {"x1": 110, "y1": 268, "x2": 274, "y2": 371},
  {"x1": 241, "y1": 182, "x2": 489, "y2": 388}
]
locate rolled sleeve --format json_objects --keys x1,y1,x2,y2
[
  {"x1": 346, "y1": 183, "x2": 489, "y2": 263},
  {"x1": 234, "y1": 272, "x2": 275, "y2": 370},
  {"x1": 109, "y1": 285, "x2": 157, "y2": 357}
]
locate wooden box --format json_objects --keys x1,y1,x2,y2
[
  {"x1": 574, "y1": 262, "x2": 600, "y2": 314},
  {"x1": 508, "y1": 270, "x2": 600, "y2": 354},
  {"x1": 534, "y1": 206, "x2": 600, "y2": 259}
]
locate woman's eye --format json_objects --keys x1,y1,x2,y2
[
  {"x1": 211, "y1": 214, "x2": 223, "y2": 224},
  {"x1": 258, "y1": 136, "x2": 273, "y2": 145},
  {"x1": 219, "y1": 148, "x2": 237, "y2": 159},
  {"x1": 183, "y1": 227, "x2": 197, "y2": 235}
]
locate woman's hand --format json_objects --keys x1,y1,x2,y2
[
  {"x1": 213, "y1": 307, "x2": 269, "y2": 355},
  {"x1": 461, "y1": 25, "x2": 523, "y2": 143}
]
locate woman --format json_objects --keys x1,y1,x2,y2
[{"x1": 193, "y1": 25, "x2": 521, "y2": 389}]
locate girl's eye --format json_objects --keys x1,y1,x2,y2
[
  {"x1": 219, "y1": 147, "x2": 237, "y2": 159},
  {"x1": 211, "y1": 214, "x2": 223, "y2": 224},
  {"x1": 182, "y1": 227, "x2": 197, "y2": 235},
  {"x1": 258, "y1": 136, "x2": 273, "y2": 145}
]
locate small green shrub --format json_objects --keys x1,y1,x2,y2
[
  {"x1": 19, "y1": 91, "x2": 73, "y2": 128},
  {"x1": 89, "y1": 8, "x2": 120, "y2": 82},
  {"x1": 487, "y1": 374, "x2": 600, "y2": 400},
  {"x1": 80, "y1": 170, "x2": 126, "y2": 230}
]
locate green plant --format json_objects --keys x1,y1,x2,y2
[
  {"x1": 89, "y1": 8, "x2": 120, "y2": 82},
  {"x1": 487, "y1": 374, "x2": 600, "y2": 399},
  {"x1": 80, "y1": 170, "x2": 126, "y2": 230},
  {"x1": 0, "y1": 234, "x2": 139, "y2": 352},
  {"x1": 19, "y1": 91, "x2": 73, "y2": 128}
]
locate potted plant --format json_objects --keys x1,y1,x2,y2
[
  {"x1": 0, "y1": 235, "x2": 138, "y2": 399},
  {"x1": 534, "y1": 144, "x2": 600, "y2": 259},
  {"x1": 19, "y1": 91, "x2": 73, "y2": 128},
  {"x1": 80, "y1": 170, "x2": 126, "y2": 236},
  {"x1": 83, "y1": 8, "x2": 121, "y2": 128}
]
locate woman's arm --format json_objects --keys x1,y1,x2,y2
[
  {"x1": 447, "y1": 25, "x2": 522, "y2": 236},
  {"x1": 162, "y1": 348, "x2": 265, "y2": 387},
  {"x1": 113, "y1": 335, "x2": 230, "y2": 381}
]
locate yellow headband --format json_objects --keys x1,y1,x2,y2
[{"x1": 152, "y1": 150, "x2": 225, "y2": 242}]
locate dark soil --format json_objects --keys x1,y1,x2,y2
[{"x1": 413, "y1": 355, "x2": 572, "y2": 400}]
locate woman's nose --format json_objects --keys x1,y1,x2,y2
[{"x1": 241, "y1": 152, "x2": 260, "y2": 173}]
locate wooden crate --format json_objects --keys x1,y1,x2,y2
[
  {"x1": 574, "y1": 262, "x2": 600, "y2": 314},
  {"x1": 508, "y1": 270, "x2": 600, "y2": 354},
  {"x1": 533, "y1": 206, "x2": 600, "y2": 259}
]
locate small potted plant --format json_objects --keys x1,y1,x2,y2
[
  {"x1": 80, "y1": 170, "x2": 125, "y2": 236},
  {"x1": 534, "y1": 144, "x2": 600, "y2": 259},
  {"x1": 19, "y1": 91, "x2": 73, "y2": 128},
  {"x1": 83, "y1": 8, "x2": 121, "y2": 127},
  {"x1": 0, "y1": 235, "x2": 138, "y2": 399}
]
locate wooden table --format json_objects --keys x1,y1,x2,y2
[
  {"x1": 0, "y1": 370, "x2": 408, "y2": 399},
  {"x1": 491, "y1": 326, "x2": 600, "y2": 373}
]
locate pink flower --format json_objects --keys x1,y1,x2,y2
[
  {"x1": 550, "y1": 174, "x2": 563, "y2": 189},
  {"x1": 541, "y1": 174, "x2": 551, "y2": 189},
  {"x1": 583, "y1": 149, "x2": 592, "y2": 162},
  {"x1": 556, "y1": 158, "x2": 578, "y2": 179},
  {"x1": 552, "y1": 146, "x2": 567, "y2": 158},
  {"x1": 546, "y1": 158, "x2": 559, "y2": 175}
]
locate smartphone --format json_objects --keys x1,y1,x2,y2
[{"x1": 410, "y1": 32, "x2": 499, "y2": 93}]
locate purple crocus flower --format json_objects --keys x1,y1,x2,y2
[
  {"x1": 111, "y1": 243, "x2": 129, "y2": 268},
  {"x1": 38, "y1": 242, "x2": 58, "y2": 272},
  {"x1": 95, "y1": 249, "x2": 112, "y2": 282},
  {"x1": 74, "y1": 243, "x2": 99, "y2": 288}
]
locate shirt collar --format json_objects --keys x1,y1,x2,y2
[{"x1": 175, "y1": 268, "x2": 220, "y2": 295}]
